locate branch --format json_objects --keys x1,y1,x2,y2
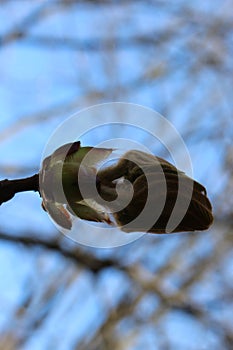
[
  {"x1": 0, "y1": 231, "x2": 123, "y2": 273},
  {"x1": 0, "y1": 174, "x2": 39, "y2": 205}
]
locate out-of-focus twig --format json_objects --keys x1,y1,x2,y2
[{"x1": 0, "y1": 230, "x2": 123, "y2": 273}]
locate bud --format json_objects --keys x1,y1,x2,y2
[
  {"x1": 98, "y1": 150, "x2": 213, "y2": 233},
  {"x1": 41, "y1": 144, "x2": 213, "y2": 234}
]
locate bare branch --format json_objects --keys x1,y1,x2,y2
[{"x1": 0, "y1": 174, "x2": 39, "y2": 205}]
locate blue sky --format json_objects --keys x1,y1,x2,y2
[{"x1": 0, "y1": 1, "x2": 232, "y2": 349}]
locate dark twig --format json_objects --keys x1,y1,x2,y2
[{"x1": 0, "y1": 174, "x2": 39, "y2": 205}]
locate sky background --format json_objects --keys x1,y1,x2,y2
[{"x1": 0, "y1": 1, "x2": 232, "y2": 349}]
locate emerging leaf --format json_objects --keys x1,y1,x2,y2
[{"x1": 40, "y1": 141, "x2": 114, "y2": 229}]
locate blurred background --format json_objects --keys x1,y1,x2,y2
[{"x1": 0, "y1": 0, "x2": 233, "y2": 349}]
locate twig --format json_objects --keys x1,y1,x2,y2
[{"x1": 0, "y1": 174, "x2": 39, "y2": 205}]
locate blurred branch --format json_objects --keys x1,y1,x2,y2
[
  {"x1": 0, "y1": 92, "x2": 105, "y2": 143},
  {"x1": 0, "y1": 2, "x2": 55, "y2": 46},
  {"x1": 21, "y1": 31, "x2": 177, "y2": 50},
  {"x1": 0, "y1": 164, "x2": 38, "y2": 176},
  {"x1": 0, "y1": 230, "x2": 123, "y2": 273}
]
